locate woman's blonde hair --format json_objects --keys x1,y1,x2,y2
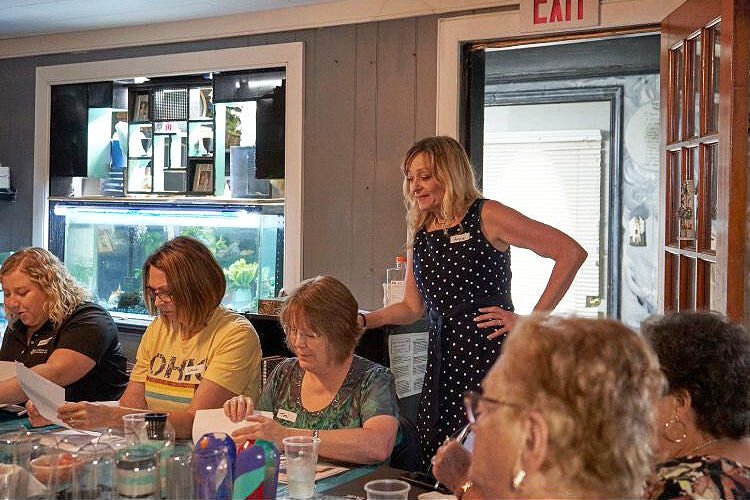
[
  {"x1": 142, "y1": 236, "x2": 226, "y2": 334},
  {"x1": 0, "y1": 247, "x2": 90, "y2": 328},
  {"x1": 280, "y1": 275, "x2": 361, "y2": 364},
  {"x1": 401, "y1": 136, "x2": 482, "y2": 246},
  {"x1": 499, "y1": 314, "x2": 663, "y2": 497}
]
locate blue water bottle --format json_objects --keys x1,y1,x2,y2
[{"x1": 193, "y1": 433, "x2": 236, "y2": 499}]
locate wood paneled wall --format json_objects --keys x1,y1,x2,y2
[{"x1": 0, "y1": 16, "x2": 438, "y2": 309}]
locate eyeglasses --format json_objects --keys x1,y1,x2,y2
[
  {"x1": 463, "y1": 390, "x2": 522, "y2": 424},
  {"x1": 285, "y1": 327, "x2": 321, "y2": 342},
  {"x1": 146, "y1": 287, "x2": 173, "y2": 303}
]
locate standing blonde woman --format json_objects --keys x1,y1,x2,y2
[
  {"x1": 0, "y1": 247, "x2": 128, "y2": 403},
  {"x1": 360, "y1": 136, "x2": 587, "y2": 466}
]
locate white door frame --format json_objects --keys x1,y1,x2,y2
[
  {"x1": 436, "y1": 0, "x2": 687, "y2": 136},
  {"x1": 33, "y1": 43, "x2": 304, "y2": 291}
]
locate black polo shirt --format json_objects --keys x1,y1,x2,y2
[{"x1": 0, "y1": 302, "x2": 128, "y2": 402}]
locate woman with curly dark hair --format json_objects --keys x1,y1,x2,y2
[{"x1": 643, "y1": 311, "x2": 750, "y2": 499}]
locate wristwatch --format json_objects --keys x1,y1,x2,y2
[{"x1": 312, "y1": 429, "x2": 320, "y2": 440}]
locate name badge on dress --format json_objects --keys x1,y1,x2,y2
[
  {"x1": 450, "y1": 233, "x2": 471, "y2": 244},
  {"x1": 277, "y1": 409, "x2": 298, "y2": 423},
  {"x1": 184, "y1": 363, "x2": 205, "y2": 376}
]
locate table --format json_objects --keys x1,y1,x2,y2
[
  {"x1": 0, "y1": 412, "x2": 437, "y2": 499},
  {"x1": 320, "y1": 465, "x2": 432, "y2": 499}
]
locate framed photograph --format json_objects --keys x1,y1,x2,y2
[
  {"x1": 193, "y1": 163, "x2": 214, "y2": 193},
  {"x1": 133, "y1": 94, "x2": 150, "y2": 121}
]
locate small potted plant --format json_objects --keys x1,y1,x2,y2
[{"x1": 224, "y1": 258, "x2": 259, "y2": 311}]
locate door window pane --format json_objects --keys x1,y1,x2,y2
[
  {"x1": 689, "y1": 35, "x2": 702, "y2": 137},
  {"x1": 666, "y1": 252, "x2": 678, "y2": 311},
  {"x1": 703, "y1": 142, "x2": 718, "y2": 251},
  {"x1": 678, "y1": 147, "x2": 697, "y2": 248},
  {"x1": 680, "y1": 256, "x2": 696, "y2": 310},
  {"x1": 707, "y1": 23, "x2": 721, "y2": 133},
  {"x1": 667, "y1": 150, "x2": 681, "y2": 245},
  {"x1": 697, "y1": 259, "x2": 713, "y2": 309},
  {"x1": 670, "y1": 45, "x2": 685, "y2": 141}
]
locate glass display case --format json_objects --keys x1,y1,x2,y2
[{"x1": 48, "y1": 200, "x2": 284, "y2": 324}]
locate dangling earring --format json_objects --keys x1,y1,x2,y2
[
  {"x1": 663, "y1": 412, "x2": 687, "y2": 443},
  {"x1": 511, "y1": 469, "x2": 526, "y2": 490}
]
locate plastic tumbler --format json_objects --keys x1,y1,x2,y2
[
  {"x1": 282, "y1": 436, "x2": 320, "y2": 499},
  {"x1": 364, "y1": 479, "x2": 411, "y2": 500}
]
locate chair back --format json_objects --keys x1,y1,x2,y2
[{"x1": 389, "y1": 415, "x2": 422, "y2": 472}]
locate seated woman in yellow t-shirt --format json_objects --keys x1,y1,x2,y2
[{"x1": 30, "y1": 236, "x2": 262, "y2": 439}]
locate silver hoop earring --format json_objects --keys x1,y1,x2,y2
[
  {"x1": 664, "y1": 413, "x2": 688, "y2": 444},
  {"x1": 511, "y1": 469, "x2": 526, "y2": 490}
]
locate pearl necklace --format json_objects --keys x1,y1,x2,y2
[{"x1": 689, "y1": 437, "x2": 724, "y2": 455}]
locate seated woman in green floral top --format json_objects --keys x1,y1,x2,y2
[
  {"x1": 224, "y1": 275, "x2": 399, "y2": 464},
  {"x1": 643, "y1": 311, "x2": 750, "y2": 500}
]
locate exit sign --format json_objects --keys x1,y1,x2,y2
[{"x1": 519, "y1": 0, "x2": 600, "y2": 33}]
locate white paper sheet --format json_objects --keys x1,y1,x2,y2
[
  {"x1": 0, "y1": 361, "x2": 16, "y2": 381},
  {"x1": 387, "y1": 331, "x2": 429, "y2": 398},
  {"x1": 192, "y1": 408, "x2": 274, "y2": 444},
  {"x1": 14, "y1": 361, "x2": 67, "y2": 428}
]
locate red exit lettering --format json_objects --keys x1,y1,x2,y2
[{"x1": 534, "y1": 0, "x2": 585, "y2": 24}]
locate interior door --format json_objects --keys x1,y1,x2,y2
[{"x1": 659, "y1": 0, "x2": 748, "y2": 318}]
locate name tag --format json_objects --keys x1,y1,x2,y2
[
  {"x1": 184, "y1": 363, "x2": 205, "y2": 376},
  {"x1": 450, "y1": 233, "x2": 471, "y2": 244},
  {"x1": 277, "y1": 409, "x2": 298, "y2": 423}
]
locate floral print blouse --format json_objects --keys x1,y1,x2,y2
[
  {"x1": 257, "y1": 355, "x2": 399, "y2": 430},
  {"x1": 646, "y1": 455, "x2": 750, "y2": 500}
]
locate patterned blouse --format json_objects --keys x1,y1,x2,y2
[
  {"x1": 257, "y1": 355, "x2": 399, "y2": 430},
  {"x1": 646, "y1": 455, "x2": 750, "y2": 500}
]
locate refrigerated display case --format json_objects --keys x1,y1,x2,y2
[{"x1": 48, "y1": 199, "x2": 284, "y2": 324}]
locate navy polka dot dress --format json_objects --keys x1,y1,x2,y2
[{"x1": 412, "y1": 198, "x2": 513, "y2": 468}]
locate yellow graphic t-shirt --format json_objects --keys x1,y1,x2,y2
[{"x1": 130, "y1": 306, "x2": 261, "y2": 412}]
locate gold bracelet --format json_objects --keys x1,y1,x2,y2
[{"x1": 455, "y1": 480, "x2": 473, "y2": 500}]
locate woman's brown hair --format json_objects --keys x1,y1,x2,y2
[
  {"x1": 280, "y1": 275, "x2": 361, "y2": 364},
  {"x1": 142, "y1": 236, "x2": 226, "y2": 334}
]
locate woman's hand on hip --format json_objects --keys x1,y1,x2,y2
[
  {"x1": 474, "y1": 307, "x2": 518, "y2": 340},
  {"x1": 223, "y1": 395, "x2": 255, "y2": 422}
]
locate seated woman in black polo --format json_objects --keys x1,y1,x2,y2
[{"x1": 0, "y1": 248, "x2": 128, "y2": 403}]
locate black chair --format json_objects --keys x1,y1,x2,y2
[{"x1": 389, "y1": 415, "x2": 422, "y2": 472}]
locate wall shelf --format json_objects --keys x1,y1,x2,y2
[{"x1": 0, "y1": 189, "x2": 16, "y2": 202}]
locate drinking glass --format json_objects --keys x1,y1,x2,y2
[
  {"x1": 115, "y1": 444, "x2": 160, "y2": 499},
  {"x1": 364, "y1": 479, "x2": 411, "y2": 500},
  {"x1": 0, "y1": 464, "x2": 25, "y2": 500},
  {"x1": 0, "y1": 429, "x2": 34, "y2": 468},
  {"x1": 29, "y1": 451, "x2": 82, "y2": 500},
  {"x1": 73, "y1": 442, "x2": 115, "y2": 499},
  {"x1": 165, "y1": 442, "x2": 194, "y2": 499},
  {"x1": 122, "y1": 413, "x2": 149, "y2": 443},
  {"x1": 282, "y1": 436, "x2": 320, "y2": 499}
]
